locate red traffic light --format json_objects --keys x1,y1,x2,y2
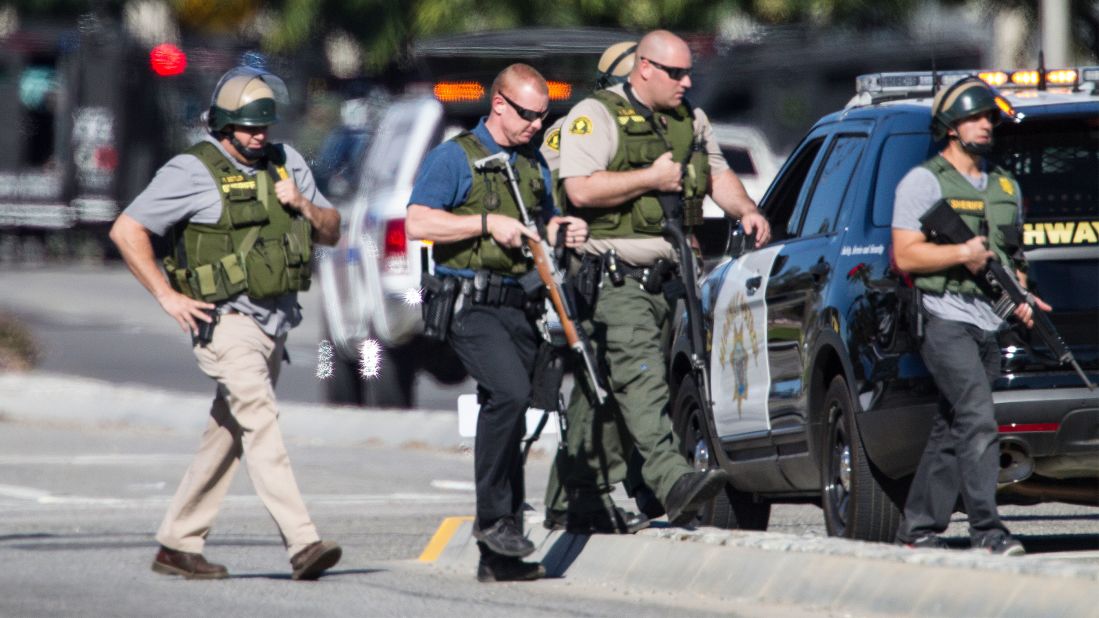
[{"x1": 150, "y1": 43, "x2": 187, "y2": 77}]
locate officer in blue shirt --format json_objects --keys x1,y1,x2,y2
[{"x1": 407, "y1": 63, "x2": 588, "y2": 583}]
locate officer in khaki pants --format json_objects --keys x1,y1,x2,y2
[{"x1": 110, "y1": 66, "x2": 342, "y2": 580}]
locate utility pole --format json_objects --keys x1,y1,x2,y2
[{"x1": 1040, "y1": 0, "x2": 1071, "y2": 67}]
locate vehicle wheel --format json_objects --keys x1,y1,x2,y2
[
  {"x1": 820, "y1": 375, "x2": 902, "y2": 542},
  {"x1": 324, "y1": 351, "x2": 365, "y2": 406},
  {"x1": 673, "y1": 374, "x2": 770, "y2": 530},
  {"x1": 418, "y1": 339, "x2": 467, "y2": 385},
  {"x1": 362, "y1": 344, "x2": 415, "y2": 409}
]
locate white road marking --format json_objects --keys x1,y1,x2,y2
[
  {"x1": 0, "y1": 483, "x2": 472, "y2": 510},
  {"x1": 430, "y1": 480, "x2": 475, "y2": 492},
  {"x1": 0, "y1": 454, "x2": 192, "y2": 466}
]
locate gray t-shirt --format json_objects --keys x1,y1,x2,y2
[
  {"x1": 123, "y1": 135, "x2": 333, "y2": 337},
  {"x1": 892, "y1": 165, "x2": 1020, "y2": 332}
]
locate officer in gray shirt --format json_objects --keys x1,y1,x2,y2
[
  {"x1": 110, "y1": 67, "x2": 343, "y2": 581},
  {"x1": 891, "y1": 77, "x2": 1049, "y2": 556},
  {"x1": 892, "y1": 165, "x2": 1017, "y2": 332}
]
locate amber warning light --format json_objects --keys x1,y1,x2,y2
[
  {"x1": 150, "y1": 43, "x2": 187, "y2": 77},
  {"x1": 547, "y1": 81, "x2": 573, "y2": 101},
  {"x1": 433, "y1": 82, "x2": 485, "y2": 103}
]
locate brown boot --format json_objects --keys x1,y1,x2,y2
[
  {"x1": 290, "y1": 540, "x2": 342, "y2": 581},
  {"x1": 151, "y1": 546, "x2": 229, "y2": 580}
]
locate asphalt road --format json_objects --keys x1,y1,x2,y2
[
  {"x1": 2, "y1": 264, "x2": 1098, "y2": 616},
  {"x1": 0, "y1": 418, "x2": 844, "y2": 618},
  {"x1": 0, "y1": 264, "x2": 472, "y2": 410}
]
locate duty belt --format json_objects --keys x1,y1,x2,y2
[{"x1": 451, "y1": 271, "x2": 528, "y2": 309}]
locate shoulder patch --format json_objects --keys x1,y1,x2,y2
[
  {"x1": 569, "y1": 116, "x2": 593, "y2": 135},
  {"x1": 998, "y1": 176, "x2": 1015, "y2": 196},
  {"x1": 545, "y1": 127, "x2": 561, "y2": 151}
]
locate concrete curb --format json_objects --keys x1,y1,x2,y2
[
  {"x1": 430, "y1": 518, "x2": 1099, "y2": 617},
  {"x1": 0, "y1": 371, "x2": 486, "y2": 451}
]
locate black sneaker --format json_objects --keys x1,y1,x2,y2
[
  {"x1": 476, "y1": 554, "x2": 546, "y2": 583},
  {"x1": 901, "y1": 534, "x2": 949, "y2": 550},
  {"x1": 473, "y1": 518, "x2": 535, "y2": 558},
  {"x1": 664, "y1": 469, "x2": 730, "y2": 526},
  {"x1": 973, "y1": 532, "x2": 1025, "y2": 556}
]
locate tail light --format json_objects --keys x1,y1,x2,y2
[{"x1": 383, "y1": 218, "x2": 408, "y2": 275}]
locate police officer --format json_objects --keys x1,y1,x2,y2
[
  {"x1": 891, "y1": 77, "x2": 1048, "y2": 555},
  {"x1": 541, "y1": 40, "x2": 658, "y2": 534},
  {"x1": 556, "y1": 30, "x2": 771, "y2": 526},
  {"x1": 406, "y1": 63, "x2": 588, "y2": 582},
  {"x1": 110, "y1": 66, "x2": 343, "y2": 580}
]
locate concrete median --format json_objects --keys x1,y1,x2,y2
[{"x1": 426, "y1": 516, "x2": 1099, "y2": 617}]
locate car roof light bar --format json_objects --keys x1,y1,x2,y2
[{"x1": 855, "y1": 67, "x2": 1099, "y2": 101}]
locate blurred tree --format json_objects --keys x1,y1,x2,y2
[{"x1": 257, "y1": 0, "x2": 935, "y2": 72}]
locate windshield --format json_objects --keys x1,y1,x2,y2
[{"x1": 993, "y1": 114, "x2": 1099, "y2": 223}]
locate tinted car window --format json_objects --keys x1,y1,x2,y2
[
  {"x1": 994, "y1": 116, "x2": 1099, "y2": 221},
  {"x1": 871, "y1": 133, "x2": 935, "y2": 228},
  {"x1": 794, "y1": 135, "x2": 867, "y2": 237},
  {"x1": 760, "y1": 137, "x2": 825, "y2": 242},
  {"x1": 314, "y1": 128, "x2": 367, "y2": 203}
]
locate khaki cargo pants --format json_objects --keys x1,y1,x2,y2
[{"x1": 156, "y1": 313, "x2": 319, "y2": 559}]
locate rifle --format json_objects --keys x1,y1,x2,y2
[
  {"x1": 920, "y1": 199, "x2": 1094, "y2": 390},
  {"x1": 472, "y1": 152, "x2": 608, "y2": 405},
  {"x1": 622, "y1": 84, "x2": 718, "y2": 420}
]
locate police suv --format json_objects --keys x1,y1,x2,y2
[{"x1": 669, "y1": 67, "x2": 1099, "y2": 542}]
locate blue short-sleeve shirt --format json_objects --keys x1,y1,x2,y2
[
  {"x1": 408, "y1": 117, "x2": 557, "y2": 279},
  {"x1": 408, "y1": 117, "x2": 556, "y2": 219}
]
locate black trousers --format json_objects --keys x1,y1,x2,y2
[
  {"x1": 448, "y1": 303, "x2": 539, "y2": 531},
  {"x1": 898, "y1": 315, "x2": 1009, "y2": 543}
]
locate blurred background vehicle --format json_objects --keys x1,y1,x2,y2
[{"x1": 315, "y1": 28, "x2": 634, "y2": 408}]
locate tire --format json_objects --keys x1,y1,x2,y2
[
  {"x1": 820, "y1": 375, "x2": 903, "y2": 542},
  {"x1": 324, "y1": 352, "x2": 365, "y2": 406},
  {"x1": 673, "y1": 374, "x2": 771, "y2": 530},
  {"x1": 361, "y1": 344, "x2": 415, "y2": 409}
]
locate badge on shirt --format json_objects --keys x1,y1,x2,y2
[
  {"x1": 545, "y1": 127, "x2": 561, "y2": 151},
  {"x1": 569, "y1": 116, "x2": 593, "y2": 136},
  {"x1": 999, "y1": 176, "x2": 1015, "y2": 196}
]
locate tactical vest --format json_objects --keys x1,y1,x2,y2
[
  {"x1": 432, "y1": 132, "x2": 544, "y2": 276},
  {"x1": 578, "y1": 89, "x2": 709, "y2": 239},
  {"x1": 914, "y1": 155, "x2": 1021, "y2": 297},
  {"x1": 163, "y1": 141, "x2": 313, "y2": 302}
]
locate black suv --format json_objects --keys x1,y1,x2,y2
[{"x1": 669, "y1": 68, "x2": 1099, "y2": 542}]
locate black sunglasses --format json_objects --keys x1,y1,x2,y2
[
  {"x1": 499, "y1": 92, "x2": 549, "y2": 122},
  {"x1": 641, "y1": 56, "x2": 692, "y2": 81}
]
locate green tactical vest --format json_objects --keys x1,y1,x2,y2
[
  {"x1": 577, "y1": 89, "x2": 710, "y2": 239},
  {"x1": 162, "y1": 141, "x2": 313, "y2": 302},
  {"x1": 914, "y1": 155, "x2": 1022, "y2": 297},
  {"x1": 432, "y1": 132, "x2": 544, "y2": 276}
]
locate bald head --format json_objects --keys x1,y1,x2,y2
[
  {"x1": 634, "y1": 30, "x2": 691, "y2": 73},
  {"x1": 491, "y1": 63, "x2": 548, "y2": 99},
  {"x1": 631, "y1": 30, "x2": 693, "y2": 110}
]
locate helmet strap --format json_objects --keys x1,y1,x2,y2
[
  {"x1": 226, "y1": 130, "x2": 266, "y2": 161},
  {"x1": 954, "y1": 134, "x2": 992, "y2": 157}
]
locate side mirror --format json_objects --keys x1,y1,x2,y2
[{"x1": 728, "y1": 221, "x2": 757, "y2": 258}]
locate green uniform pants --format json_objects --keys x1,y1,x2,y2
[{"x1": 549, "y1": 277, "x2": 693, "y2": 516}]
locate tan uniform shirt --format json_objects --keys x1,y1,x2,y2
[{"x1": 557, "y1": 83, "x2": 728, "y2": 266}]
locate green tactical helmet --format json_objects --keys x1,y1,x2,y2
[
  {"x1": 207, "y1": 66, "x2": 289, "y2": 132},
  {"x1": 930, "y1": 76, "x2": 1019, "y2": 140}
]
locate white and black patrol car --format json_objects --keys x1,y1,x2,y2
[{"x1": 669, "y1": 66, "x2": 1099, "y2": 541}]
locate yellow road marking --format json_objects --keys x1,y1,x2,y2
[{"x1": 418, "y1": 515, "x2": 474, "y2": 562}]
